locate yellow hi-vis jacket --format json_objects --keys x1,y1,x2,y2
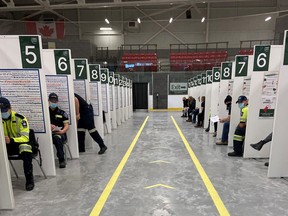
[
  {"x1": 240, "y1": 106, "x2": 248, "y2": 123},
  {"x1": 2, "y1": 111, "x2": 31, "y2": 154}
]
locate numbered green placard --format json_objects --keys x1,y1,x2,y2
[
  {"x1": 193, "y1": 77, "x2": 198, "y2": 86},
  {"x1": 213, "y1": 67, "x2": 221, "y2": 82},
  {"x1": 115, "y1": 74, "x2": 119, "y2": 86},
  {"x1": 197, "y1": 75, "x2": 202, "y2": 85},
  {"x1": 188, "y1": 79, "x2": 191, "y2": 88},
  {"x1": 284, "y1": 31, "x2": 288, "y2": 65},
  {"x1": 100, "y1": 68, "x2": 108, "y2": 84},
  {"x1": 235, "y1": 55, "x2": 248, "y2": 77},
  {"x1": 74, "y1": 59, "x2": 87, "y2": 80},
  {"x1": 89, "y1": 64, "x2": 100, "y2": 81},
  {"x1": 191, "y1": 80, "x2": 194, "y2": 87},
  {"x1": 201, "y1": 73, "x2": 206, "y2": 85},
  {"x1": 206, "y1": 70, "x2": 212, "y2": 84},
  {"x1": 19, "y1": 36, "x2": 42, "y2": 68},
  {"x1": 109, "y1": 72, "x2": 114, "y2": 85},
  {"x1": 221, "y1": 62, "x2": 232, "y2": 80},
  {"x1": 54, "y1": 50, "x2": 71, "y2": 74},
  {"x1": 254, "y1": 45, "x2": 271, "y2": 71}
]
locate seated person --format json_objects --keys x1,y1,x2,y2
[
  {"x1": 205, "y1": 111, "x2": 218, "y2": 137},
  {"x1": 195, "y1": 96, "x2": 205, "y2": 127},
  {"x1": 0, "y1": 97, "x2": 34, "y2": 191},
  {"x1": 181, "y1": 97, "x2": 189, "y2": 117},
  {"x1": 216, "y1": 95, "x2": 232, "y2": 145},
  {"x1": 186, "y1": 96, "x2": 196, "y2": 122},
  {"x1": 48, "y1": 93, "x2": 69, "y2": 168}
]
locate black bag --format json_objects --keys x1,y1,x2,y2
[{"x1": 29, "y1": 129, "x2": 42, "y2": 166}]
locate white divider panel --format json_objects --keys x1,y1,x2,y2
[
  {"x1": 124, "y1": 78, "x2": 129, "y2": 121},
  {"x1": 114, "y1": 74, "x2": 121, "y2": 126},
  {"x1": 269, "y1": 31, "x2": 288, "y2": 177},
  {"x1": 244, "y1": 45, "x2": 282, "y2": 158},
  {"x1": 72, "y1": 58, "x2": 94, "y2": 149},
  {"x1": 204, "y1": 70, "x2": 213, "y2": 128},
  {"x1": 0, "y1": 35, "x2": 56, "y2": 177},
  {"x1": 101, "y1": 68, "x2": 112, "y2": 133},
  {"x1": 88, "y1": 64, "x2": 104, "y2": 138},
  {"x1": 42, "y1": 49, "x2": 79, "y2": 159},
  {"x1": 228, "y1": 55, "x2": 253, "y2": 147},
  {"x1": 148, "y1": 84, "x2": 153, "y2": 111},
  {"x1": 0, "y1": 117, "x2": 14, "y2": 209},
  {"x1": 192, "y1": 77, "x2": 200, "y2": 107},
  {"x1": 200, "y1": 73, "x2": 206, "y2": 99},
  {"x1": 120, "y1": 76, "x2": 125, "y2": 123},
  {"x1": 109, "y1": 71, "x2": 117, "y2": 129},
  {"x1": 129, "y1": 80, "x2": 133, "y2": 118},
  {"x1": 217, "y1": 62, "x2": 234, "y2": 139},
  {"x1": 210, "y1": 67, "x2": 221, "y2": 132}
]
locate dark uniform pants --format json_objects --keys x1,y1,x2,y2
[
  {"x1": 233, "y1": 126, "x2": 246, "y2": 154},
  {"x1": 77, "y1": 112, "x2": 105, "y2": 152},
  {"x1": 52, "y1": 134, "x2": 66, "y2": 162},
  {"x1": 6, "y1": 143, "x2": 33, "y2": 177}
]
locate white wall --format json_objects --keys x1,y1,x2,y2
[{"x1": 168, "y1": 95, "x2": 187, "y2": 109}]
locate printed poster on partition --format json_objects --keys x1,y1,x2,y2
[
  {"x1": 259, "y1": 75, "x2": 278, "y2": 117},
  {"x1": 89, "y1": 82, "x2": 100, "y2": 116},
  {"x1": 242, "y1": 79, "x2": 251, "y2": 97},
  {"x1": 109, "y1": 85, "x2": 113, "y2": 111},
  {"x1": 73, "y1": 80, "x2": 87, "y2": 101},
  {"x1": 102, "y1": 84, "x2": 108, "y2": 113},
  {"x1": 46, "y1": 75, "x2": 71, "y2": 123},
  {"x1": 228, "y1": 81, "x2": 233, "y2": 96},
  {"x1": 115, "y1": 86, "x2": 119, "y2": 109},
  {"x1": 0, "y1": 69, "x2": 45, "y2": 133}
]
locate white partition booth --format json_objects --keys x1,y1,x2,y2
[
  {"x1": 124, "y1": 78, "x2": 129, "y2": 121},
  {"x1": 0, "y1": 35, "x2": 56, "y2": 178},
  {"x1": 100, "y1": 68, "x2": 112, "y2": 134},
  {"x1": 114, "y1": 74, "x2": 122, "y2": 126},
  {"x1": 88, "y1": 64, "x2": 104, "y2": 138},
  {"x1": 120, "y1": 76, "x2": 126, "y2": 123},
  {"x1": 268, "y1": 30, "x2": 288, "y2": 177},
  {"x1": 228, "y1": 55, "x2": 253, "y2": 147},
  {"x1": 109, "y1": 72, "x2": 117, "y2": 129},
  {"x1": 42, "y1": 49, "x2": 79, "y2": 159},
  {"x1": 128, "y1": 80, "x2": 133, "y2": 118},
  {"x1": 217, "y1": 62, "x2": 234, "y2": 140},
  {"x1": 244, "y1": 45, "x2": 282, "y2": 158},
  {"x1": 192, "y1": 76, "x2": 200, "y2": 108},
  {"x1": 204, "y1": 70, "x2": 213, "y2": 128}
]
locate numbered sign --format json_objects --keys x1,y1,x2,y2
[
  {"x1": 212, "y1": 67, "x2": 221, "y2": 82},
  {"x1": 201, "y1": 73, "x2": 206, "y2": 85},
  {"x1": 19, "y1": 36, "x2": 42, "y2": 68},
  {"x1": 253, "y1": 45, "x2": 271, "y2": 71},
  {"x1": 89, "y1": 64, "x2": 100, "y2": 82},
  {"x1": 54, "y1": 50, "x2": 71, "y2": 74},
  {"x1": 235, "y1": 56, "x2": 248, "y2": 77},
  {"x1": 193, "y1": 77, "x2": 198, "y2": 86},
  {"x1": 188, "y1": 79, "x2": 191, "y2": 88},
  {"x1": 74, "y1": 59, "x2": 87, "y2": 80},
  {"x1": 221, "y1": 62, "x2": 232, "y2": 80},
  {"x1": 197, "y1": 75, "x2": 202, "y2": 85},
  {"x1": 100, "y1": 68, "x2": 109, "y2": 84},
  {"x1": 284, "y1": 31, "x2": 288, "y2": 65},
  {"x1": 191, "y1": 80, "x2": 194, "y2": 87},
  {"x1": 109, "y1": 72, "x2": 114, "y2": 85},
  {"x1": 122, "y1": 76, "x2": 126, "y2": 87},
  {"x1": 206, "y1": 70, "x2": 213, "y2": 84},
  {"x1": 115, "y1": 74, "x2": 119, "y2": 86}
]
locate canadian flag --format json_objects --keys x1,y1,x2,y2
[{"x1": 25, "y1": 20, "x2": 65, "y2": 39}]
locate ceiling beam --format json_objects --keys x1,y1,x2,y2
[{"x1": 1, "y1": 0, "x2": 14, "y2": 7}]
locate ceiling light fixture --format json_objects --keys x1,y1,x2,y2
[
  {"x1": 265, "y1": 16, "x2": 271, "y2": 21},
  {"x1": 100, "y1": 27, "x2": 112, "y2": 31},
  {"x1": 169, "y1": 17, "x2": 173, "y2": 23},
  {"x1": 201, "y1": 17, "x2": 206, "y2": 22},
  {"x1": 137, "y1": 18, "x2": 141, "y2": 24},
  {"x1": 105, "y1": 18, "x2": 110, "y2": 24}
]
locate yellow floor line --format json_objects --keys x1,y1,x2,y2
[
  {"x1": 171, "y1": 116, "x2": 230, "y2": 216},
  {"x1": 89, "y1": 116, "x2": 149, "y2": 216}
]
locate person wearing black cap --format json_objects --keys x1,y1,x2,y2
[
  {"x1": 228, "y1": 95, "x2": 248, "y2": 157},
  {"x1": 216, "y1": 95, "x2": 232, "y2": 145},
  {"x1": 48, "y1": 93, "x2": 69, "y2": 168},
  {"x1": 0, "y1": 97, "x2": 34, "y2": 191},
  {"x1": 74, "y1": 93, "x2": 107, "y2": 154}
]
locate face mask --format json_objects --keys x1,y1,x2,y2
[
  {"x1": 1, "y1": 111, "x2": 11, "y2": 119},
  {"x1": 238, "y1": 103, "x2": 245, "y2": 109},
  {"x1": 50, "y1": 103, "x2": 58, "y2": 109}
]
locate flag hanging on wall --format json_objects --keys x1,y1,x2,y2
[{"x1": 25, "y1": 20, "x2": 65, "y2": 39}]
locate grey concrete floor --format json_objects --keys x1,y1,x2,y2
[{"x1": 1, "y1": 112, "x2": 288, "y2": 216}]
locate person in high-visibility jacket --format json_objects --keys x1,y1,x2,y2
[
  {"x1": 228, "y1": 95, "x2": 248, "y2": 157},
  {"x1": 0, "y1": 97, "x2": 34, "y2": 191}
]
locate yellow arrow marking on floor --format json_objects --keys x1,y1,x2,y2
[
  {"x1": 149, "y1": 160, "x2": 171, "y2": 164},
  {"x1": 145, "y1": 184, "x2": 175, "y2": 189},
  {"x1": 171, "y1": 116, "x2": 230, "y2": 216}
]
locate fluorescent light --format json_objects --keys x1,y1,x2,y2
[
  {"x1": 105, "y1": 18, "x2": 110, "y2": 24},
  {"x1": 137, "y1": 18, "x2": 141, "y2": 24},
  {"x1": 265, "y1": 16, "x2": 271, "y2": 21},
  {"x1": 201, "y1": 17, "x2": 205, "y2": 22},
  {"x1": 169, "y1": 17, "x2": 173, "y2": 23},
  {"x1": 100, "y1": 27, "x2": 112, "y2": 31}
]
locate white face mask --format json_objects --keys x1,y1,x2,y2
[{"x1": 238, "y1": 103, "x2": 245, "y2": 109}]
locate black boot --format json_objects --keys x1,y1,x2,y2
[
  {"x1": 250, "y1": 140, "x2": 265, "y2": 151},
  {"x1": 98, "y1": 145, "x2": 107, "y2": 155},
  {"x1": 25, "y1": 174, "x2": 34, "y2": 191}
]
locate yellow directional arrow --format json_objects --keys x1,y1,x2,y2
[
  {"x1": 145, "y1": 184, "x2": 175, "y2": 189},
  {"x1": 149, "y1": 160, "x2": 171, "y2": 164}
]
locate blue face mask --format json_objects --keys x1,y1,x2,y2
[
  {"x1": 238, "y1": 103, "x2": 245, "y2": 109},
  {"x1": 1, "y1": 111, "x2": 11, "y2": 119},
  {"x1": 50, "y1": 103, "x2": 58, "y2": 109}
]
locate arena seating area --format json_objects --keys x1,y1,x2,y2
[
  {"x1": 238, "y1": 49, "x2": 254, "y2": 55},
  {"x1": 120, "y1": 53, "x2": 158, "y2": 72}
]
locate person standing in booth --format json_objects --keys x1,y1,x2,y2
[
  {"x1": 48, "y1": 93, "x2": 69, "y2": 168},
  {"x1": 74, "y1": 93, "x2": 107, "y2": 154},
  {"x1": 0, "y1": 97, "x2": 34, "y2": 191},
  {"x1": 228, "y1": 95, "x2": 248, "y2": 157}
]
